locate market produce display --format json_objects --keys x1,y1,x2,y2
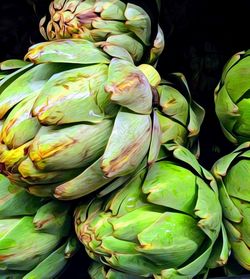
[{"x1": 0, "y1": 0, "x2": 250, "y2": 278}]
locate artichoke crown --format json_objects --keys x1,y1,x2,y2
[{"x1": 75, "y1": 146, "x2": 226, "y2": 278}]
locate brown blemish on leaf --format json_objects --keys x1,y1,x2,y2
[
  {"x1": 106, "y1": 73, "x2": 144, "y2": 96},
  {"x1": 0, "y1": 254, "x2": 14, "y2": 261},
  {"x1": 77, "y1": 11, "x2": 98, "y2": 24},
  {"x1": 102, "y1": 126, "x2": 151, "y2": 177},
  {"x1": 63, "y1": 84, "x2": 69, "y2": 90},
  {"x1": 34, "y1": 216, "x2": 54, "y2": 230}
]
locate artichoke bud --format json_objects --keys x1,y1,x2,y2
[
  {"x1": 40, "y1": 0, "x2": 151, "y2": 46},
  {"x1": 39, "y1": 0, "x2": 165, "y2": 65},
  {"x1": 33, "y1": 201, "x2": 71, "y2": 235},
  {"x1": 76, "y1": 146, "x2": 223, "y2": 278},
  {"x1": 215, "y1": 50, "x2": 250, "y2": 144},
  {"x1": 212, "y1": 144, "x2": 250, "y2": 270},
  {"x1": 0, "y1": 175, "x2": 72, "y2": 276}
]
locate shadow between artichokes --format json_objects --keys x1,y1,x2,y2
[{"x1": 75, "y1": 145, "x2": 228, "y2": 278}]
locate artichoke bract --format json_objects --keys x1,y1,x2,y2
[
  {"x1": 212, "y1": 142, "x2": 250, "y2": 270},
  {"x1": 0, "y1": 59, "x2": 31, "y2": 80},
  {"x1": 0, "y1": 38, "x2": 204, "y2": 200},
  {"x1": 0, "y1": 174, "x2": 77, "y2": 278},
  {"x1": 40, "y1": 0, "x2": 164, "y2": 65},
  {"x1": 215, "y1": 50, "x2": 250, "y2": 145},
  {"x1": 89, "y1": 261, "x2": 142, "y2": 279},
  {"x1": 75, "y1": 145, "x2": 226, "y2": 278}
]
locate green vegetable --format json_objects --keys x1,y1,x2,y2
[
  {"x1": 0, "y1": 175, "x2": 78, "y2": 278},
  {"x1": 215, "y1": 50, "x2": 250, "y2": 145},
  {"x1": 212, "y1": 141, "x2": 250, "y2": 270},
  {"x1": 75, "y1": 146, "x2": 226, "y2": 278}
]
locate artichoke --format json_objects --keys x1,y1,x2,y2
[
  {"x1": 0, "y1": 174, "x2": 77, "y2": 278},
  {"x1": 214, "y1": 50, "x2": 250, "y2": 145},
  {"x1": 0, "y1": 37, "x2": 204, "y2": 200},
  {"x1": 75, "y1": 145, "x2": 226, "y2": 278},
  {"x1": 40, "y1": 0, "x2": 164, "y2": 65},
  {"x1": 212, "y1": 141, "x2": 250, "y2": 270}
]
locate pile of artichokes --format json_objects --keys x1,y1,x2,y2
[{"x1": 0, "y1": 0, "x2": 249, "y2": 278}]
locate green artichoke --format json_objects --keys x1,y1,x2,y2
[
  {"x1": 0, "y1": 174, "x2": 77, "y2": 278},
  {"x1": 214, "y1": 50, "x2": 250, "y2": 145},
  {"x1": 0, "y1": 37, "x2": 204, "y2": 200},
  {"x1": 212, "y1": 141, "x2": 250, "y2": 270},
  {"x1": 40, "y1": 0, "x2": 164, "y2": 65},
  {"x1": 75, "y1": 145, "x2": 226, "y2": 278}
]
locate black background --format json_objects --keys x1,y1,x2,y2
[{"x1": 0, "y1": 0, "x2": 250, "y2": 278}]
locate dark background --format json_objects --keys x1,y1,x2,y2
[{"x1": 0, "y1": 0, "x2": 250, "y2": 277}]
